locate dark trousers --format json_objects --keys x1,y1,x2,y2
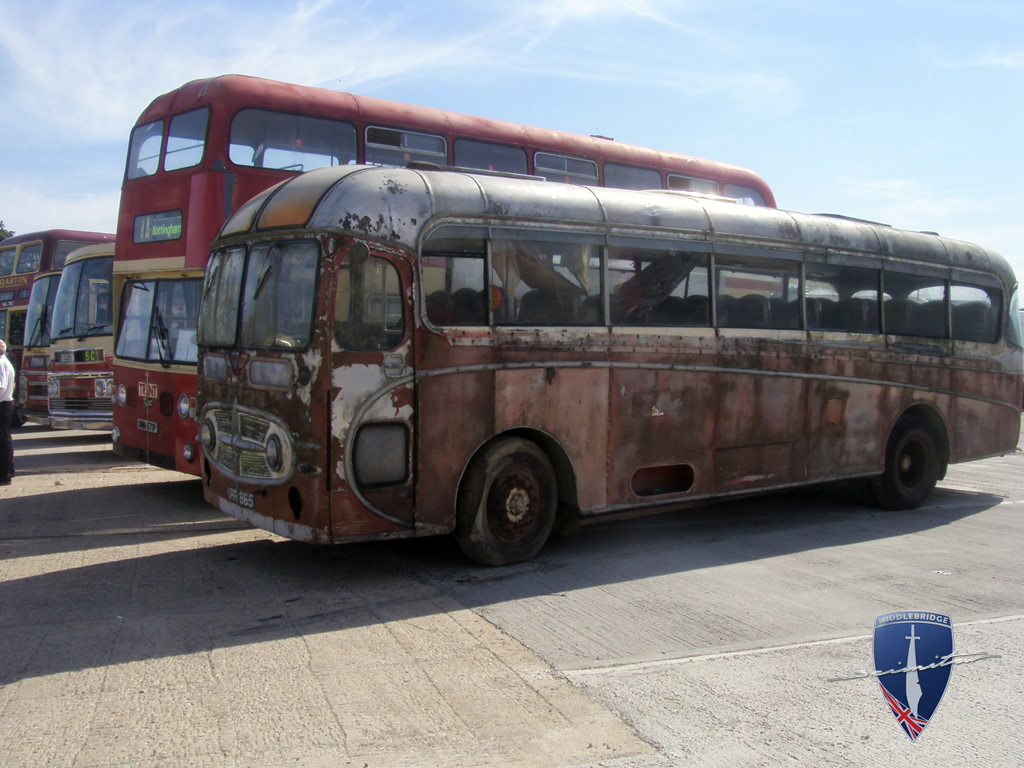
[{"x1": 0, "y1": 400, "x2": 12, "y2": 480}]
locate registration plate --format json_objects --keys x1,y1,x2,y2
[
  {"x1": 137, "y1": 419, "x2": 158, "y2": 434},
  {"x1": 138, "y1": 382, "x2": 158, "y2": 399},
  {"x1": 227, "y1": 487, "x2": 255, "y2": 509}
]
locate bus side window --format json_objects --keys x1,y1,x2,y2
[
  {"x1": 453, "y1": 139, "x2": 528, "y2": 175},
  {"x1": 883, "y1": 272, "x2": 947, "y2": 338},
  {"x1": 608, "y1": 246, "x2": 709, "y2": 327},
  {"x1": 421, "y1": 252, "x2": 487, "y2": 327},
  {"x1": 805, "y1": 264, "x2": 880, "y2": 333},
  {"x1": 715, "y1": 259, "x2": 800, "y2": 330},
  {"x1": 335, "y1": 255, "x2": 405, "y2": 350},
  {"x1": 951, "y1": 282, "x2": 1001, "y2": 343},
  {"x1": 492, "y1": 239, "x2": 601, "y2": 326}
]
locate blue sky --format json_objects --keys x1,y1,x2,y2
[{"x1": 1, "y1": 0, "x2": 1022, "y2": 277}]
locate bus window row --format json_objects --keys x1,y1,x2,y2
[
  {"x1": 126, "y1": 106, "x2": 765, "y2": 204},
  {"x1": 417, "y1": 239, "x2": 1003, "y2": 344}
]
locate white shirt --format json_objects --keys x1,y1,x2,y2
[{"x1": 0, "y1": 353, "x2": 14, "y2": 402}]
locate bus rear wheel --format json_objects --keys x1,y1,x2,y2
[
  {"x1": 455, "y1": 437, "x2": 557, "y2": 566},
  {"x1": 871, "y1": 416, "x2": 941, "y2": 510}
]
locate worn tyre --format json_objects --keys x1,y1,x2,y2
[
  {"x1": 870, "y1": 416, "x2": 941, "y2": 510},
  {"x1": 455, "y1": 437, "x2": 557, "y2": 566}
]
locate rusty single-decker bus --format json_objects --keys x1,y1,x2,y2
[
  {"x1": 195, "y1": 166, "x2": 1022, "y2": 565},
  {"x1": 113, "y1": 74, "x2": 775, "y2": 477}
]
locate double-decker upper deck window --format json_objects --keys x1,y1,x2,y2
[
  {"x1": 533, "y1": 152, "x2": 599, "y2": 186},
  {"x1": 126, "y1": 119, "x2": 164, "y2": 179},
  {"x1": 667, "y1": 174, "x2": 719, "y2": 196},
  {"x1": 608, "y1": 246, "x2": 710, "y2": 327},
  {"x1": 15, "y1": 243, "x2": 41, "y2": 274},
  {"x1": 723, "y1": 184, "x2": 767, "y2": 207},
  {"x1": 230, "y1": 110, "x2": 357, "y2": 172},
  {"x1": 453, "y1": 139, "x2": 528, "y2": 175},
  {"x1": 365, "y1": 127, "x2": 447, "y2": 167},
  {"x1": 604, "y1": 164, "x2": 662, "y2": 191},
  {"x1": 0, "y1": 247, "x2": 15, "y2": 276},
  {"x1": 164, "y1": 107, "x2": 210, "y2": 172}
]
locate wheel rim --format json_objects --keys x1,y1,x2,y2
[
  {"x1": 486, "y1": 463, "x2": 541, "y2": 543},
  {"x1": 896, "y1": 435, "x2": 928, "y2": 490}
]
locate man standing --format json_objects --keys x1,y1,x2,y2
[{"x1": 0, "y1": 339, "x2": 14, "y2": 485}]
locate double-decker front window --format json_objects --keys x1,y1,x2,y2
[
  {"x1": 198, "y1": 240, "x2": 320, "y2": 350},
  {"x1": 24, "y1": 275, "x2": 60, "y2": 347},
  {"x1": 51, "y1": 257, "x2": 113, "y2": 340},
  {"x1": 115, "y1": 279, "x2": 202, "y2": 364}
]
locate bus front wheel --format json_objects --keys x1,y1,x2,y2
[
  {"x1": 871, "y1": 416, "x2": 941, "y2": 510},
  {"x1": 455, "y1": 437, "x2": 558, "y2": 566}
]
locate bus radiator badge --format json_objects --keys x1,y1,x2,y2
[{"x1": 872, "y1": 612, "x2": 953, "y2": 741}]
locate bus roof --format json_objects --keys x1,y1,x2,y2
[
  {"x1": 62, "y1": 243, "x2": 115, "y2": 265},
  {"x1": 136, "y1": 74, "x2": 774, "y2": 206},
  {"x1": 219, "y1": 165, "x2": 1015, "y2": 290},
  {"x1": 0, "y1": 230, "x2": 115, "y2": 249}
]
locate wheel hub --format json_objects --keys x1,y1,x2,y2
[{"x1": 487, "y1": 465, "x2": 540, "y2": 542}]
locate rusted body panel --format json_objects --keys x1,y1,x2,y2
[{"x1": 196, "y1": 166, "x2": 1023, "y2": 552}]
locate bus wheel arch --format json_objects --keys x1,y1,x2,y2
[
  {"x1": 871, "y1": 406, "x2": 948, "y2": 510},
  {"x1": 454, "y1": 432, "x2": 566, "y2": 566}
]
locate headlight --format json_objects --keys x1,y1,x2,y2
[
  {"x1": 183, "y1": 444, "x2": 195, "y2": 462},
  {"x1": 94, "y1": 379, "x2": 108, "y2": 398},
  {"x1": 200, "y1": 419, "x2": 216, "y2": 450},
  {"x1": 117, "y1": 384, "x2": 127, "y2": 406},
  {"x1": 48, "y1": 378, "x2": 59, "y2": 397},
  {"x1": 111, "y1": 426, "x2": 120, "y2": 443},
  {"x1": 177, "y1": 393, "x2": 190, "y2": 419},
  {"x1": 265, "y1": 434, "x2": 283, "y2": 472}
]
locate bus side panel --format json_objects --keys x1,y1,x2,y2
[
  {"x1": 804, "y1": 381, "x2": 885, "y2": 480},
  {"x1": 713, "y1": 369, "x2": 808, "y2": 492},
  {"x1": 605, "y1": 368, "x2": 716, "y2": 508},
  {"x1": 951, "y1": 397, "x2": 1020, "y2": 462},
  {"x1": 494, "y1": 367, "x2": 609, "y2": 512},
  {"x1": 414, "y1": 369, "x2": 496, "y2": 532}
]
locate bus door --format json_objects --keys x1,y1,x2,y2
[{"x1": 328, "y1": 244, "x2": 416, "y2": 536}]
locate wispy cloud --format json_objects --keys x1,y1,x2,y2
[{"x1": 923, "y1": 43, "x2": 1024, "y2": 69}]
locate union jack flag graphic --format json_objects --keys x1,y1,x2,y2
[{"x1": 880, "y1": 683, "x2": 929, "y2": 741}]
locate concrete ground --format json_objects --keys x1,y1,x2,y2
[{"x1": 0, "y1": 425, "x2": 1021, "y2": 767}]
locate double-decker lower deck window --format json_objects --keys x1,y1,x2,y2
[{"x1": 116, "y1": 279, "x2": 202, "y2": 364}]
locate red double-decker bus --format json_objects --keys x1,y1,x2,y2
[
  {"x1": 1, "y1": 230, "x2": 115, "y2": 425},
  {"x1": 112, "y1": 74, "x2": 776, "y2": 474}
]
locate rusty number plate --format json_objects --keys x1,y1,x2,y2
[{"x1": 138, "y1": 382, "x2": 158, "y2": 399}]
